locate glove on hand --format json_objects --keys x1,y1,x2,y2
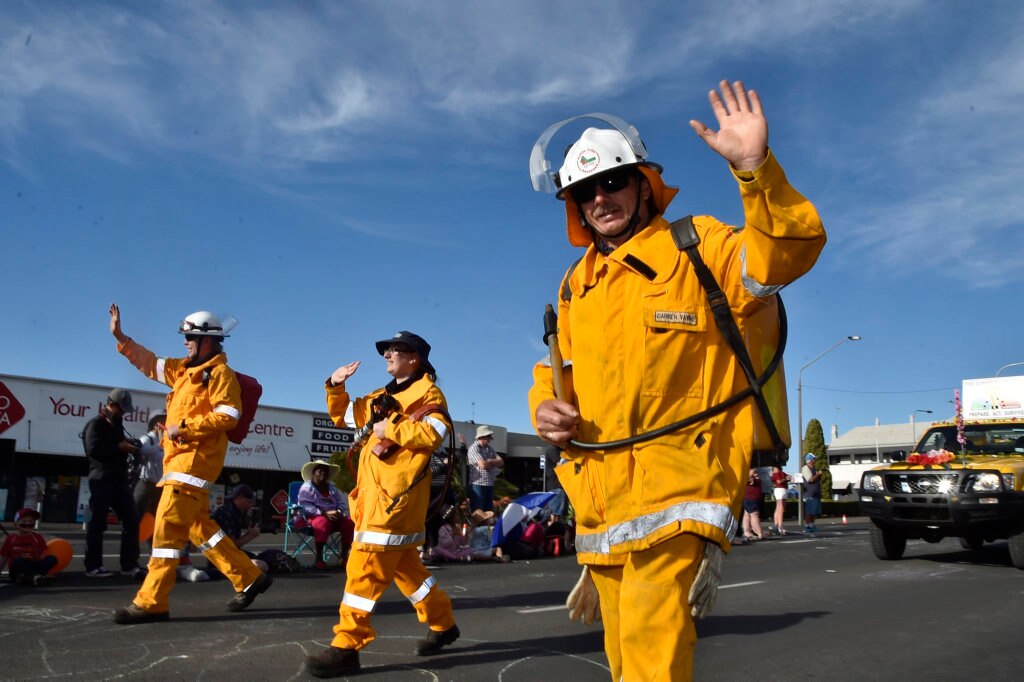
[
  {"x1": 566, "y1": 565, "x2": 601, "y2": 625},
  {"x1": 687, "y1": 540, "x2": 723, "y2": 619}
]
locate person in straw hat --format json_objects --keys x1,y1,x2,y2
[
  {"x1": 466, "y1": 424, "x2": 503, "y2": 513},
  {"x1": 296, "y1": 460, "x2": 354, "y2": 569}
]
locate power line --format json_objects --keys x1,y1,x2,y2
[{"x1": 800, "y1": 385, "x2": 956, "y2": 395}]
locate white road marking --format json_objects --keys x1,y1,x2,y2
[
  {"x1": 517, "y1": 605, "x2": 567, "y2": 614},
  {"x1": 719, "y1": 580, "x2": 765, "y2": 589}
]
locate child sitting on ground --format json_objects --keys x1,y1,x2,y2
[
  {"x1": 0, "y1": 508, "x2": 57, "y2": 586},
  {"x1": 430, "y1": 506, "x2": 509, "y2": 563}
]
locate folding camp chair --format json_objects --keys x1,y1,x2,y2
[{"x1": 283, "y1": 481, "x2": 346, "y2": 568}]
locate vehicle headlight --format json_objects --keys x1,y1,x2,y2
[
  {"x1": 1003, "y1": 474, "x2": 1016, "y2": 491},
  {"x1": 966, "y1": 472, "x2": 1002, "y2": 492},
  {"x1": 861, "y1": 474, "x2": 884, "y2": 492}
]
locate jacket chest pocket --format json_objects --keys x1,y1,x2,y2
[
  {"x1": 641, "y1": 298, "x2": 707, "y2": 399},
  {"x1": 175, "y1": 375, "x2": 210, "y2": 413}
]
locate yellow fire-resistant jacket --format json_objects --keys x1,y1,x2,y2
[
  {"x1": 528, "y1": 150, "x2": 826, "y2": 565},
  {"x1": 326, "y1": 373, "x2": 450, "y2": 552},
  {"x1": 118, "y1": 338, "x2": 241, "y2": 489}
]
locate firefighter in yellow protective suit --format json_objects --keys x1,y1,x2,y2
[
  {"x1": 528, "y1": 81, "x2": 826, "y2": 680},
  {"x1": 108, "y1": 305, "x2": 272, "y2": 624},
  {"x1": 305, "y1": 330, "x2": 459, "y2": 679}
]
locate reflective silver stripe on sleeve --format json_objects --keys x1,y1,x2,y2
[
  {"x1": 355, "y1": 530, "x2": 425, "y2": 546},
  {"x1": 197, "y1": 528, "x2": 226, "y2": 552},
  {"x1": 156, "y1": 357, "x2": 169, "y2": 385},
  {"x1": 214, "y1": 404, "x2": 241, "y2": 419},
  {"x1": 342, "y1": 591, "x2": 377, "y2": 613},
  {"x1": 152, "y1": 547, "x2": 182, "y2": 559},
  {"x1": 161, "y1": 472, "x2": 214, "y2": 490},
  {"x1": 423, "y1": 414, "x2": 448, "y2": 441},
  {"x1": 407, "y1": 575, "x2": 436, "y2": 605},
  {"x1": 740, "y1": 246, "x2": 784, "y2": 297},
  {"x1": 575, "y1": 500, "x2": 737, "y2": 555}
]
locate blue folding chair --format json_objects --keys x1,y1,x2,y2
[{"x1": 283, "y1": 481, "x2": 345, "y2": 567}]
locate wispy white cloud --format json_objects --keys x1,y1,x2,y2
[
  {"x1": 1, "y1": 0, "x2": 1020, "y2": 280},
  {"x1": 831, "y1": 10, "x2": 1024, "y2": 287},
  {"x1": 3, "y1": 1, "x2": 908, "y2": 170}
]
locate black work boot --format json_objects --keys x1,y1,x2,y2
[
  {"x1": 306, "y1": 646, "x2": 360, "y2": 678},
  {"x1": 227, "y1": 572, "x2": 273, "y2": 612},
  {"x1": 415, "y1": 624, "x2": 460, "y2": 656},
  {"x1": 113, "y1": 603, "x2": 170, "y2": 624}
]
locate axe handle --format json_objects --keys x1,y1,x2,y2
[{"x1": 544, "y1": 304, "x2": 567, "y2": 402}]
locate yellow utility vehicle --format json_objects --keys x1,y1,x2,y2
[{"x1": 859, "y1": 416, "x2": 1024, "y2": 568}]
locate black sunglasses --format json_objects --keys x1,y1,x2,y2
[
  {"x1": 185, "y1": 334, "x2": 202, "y2": 343},
  {"x1": 569, "y1": 169, "x2": 635, "y2": 204}
]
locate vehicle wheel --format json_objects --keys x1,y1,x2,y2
[
  {"x1": 869, "y1": 522, "x2": 906, "y2": 560},
  {"x1": 959, "y1": 535, "x2": 983, "y2": 551},
  {"x1": 1008, "y1": 529, "x2": 1024, "y2": 570}
]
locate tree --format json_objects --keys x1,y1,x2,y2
[{"x1": 803, "y1": 418, "x2": 832, "y2": 498}]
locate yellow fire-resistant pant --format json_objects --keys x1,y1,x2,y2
[
  {"x1": 133, "y1": 485, "x2": 263, "y2": 613},
  {"x1": 589, "y1": 533, "x2": 702, "y2": 682},
  {"x1": 331, "y1": 546, "x2": 455, "y2": 650}
]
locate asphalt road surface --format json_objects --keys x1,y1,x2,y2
[{"x1": 1, "y1": 518, "x2": 1022, "y2": 680}]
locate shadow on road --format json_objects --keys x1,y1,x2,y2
[{"x1": 697, "y1": 610, "x2": 830, "y2": 637}]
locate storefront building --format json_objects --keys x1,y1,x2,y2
[{"x1": 0, "y1": 373, "x2": 544, "y2": 524}]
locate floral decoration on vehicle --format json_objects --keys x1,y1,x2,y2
[{"x1": 906, "y1": 450, "x2": 955, "y2": 466}]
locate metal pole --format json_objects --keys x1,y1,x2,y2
[
  {"x1": 795, "y1": 335, "x2": 861, "y2": 529},
  {"x1": 996, "y1": 361, "x2": 1024, "y2": 376},
  {"x1": 911, "y1": 409, "x2": 933, "y2": 446}
]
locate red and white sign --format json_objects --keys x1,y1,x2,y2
[
  {"x1": 0, "y1": 381, "x2": 26, "y2": 435},
  {"x1": 269, "y1": 489, "x2": 289, "y2": 515}
]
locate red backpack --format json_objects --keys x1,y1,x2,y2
[
  {"x1": 226, "y1": 372, "x2": 262, "y2": 444},
  {"x1": 201, "y1": 369, "x2": 263, "y2": 444}
]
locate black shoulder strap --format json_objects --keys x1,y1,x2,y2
[
  {"x1": 669, "y1": 216, "x2": 786, "y2": 455},
  {"x1": 560, "y1": 256, "x2": 584, "y2": 302}
]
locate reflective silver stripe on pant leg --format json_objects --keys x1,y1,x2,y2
[
  {"x1": 407, "y1": 575, "x2": 437, "y2": 604},
  {"x1": 151, "y1": 547, "x2": 183, "y2": 559},
  {"x1": 355, "y1": 530, "x2": 426, "y2": 546},
  {"x1": 342, "y1": 591, "x2": 377, "y2": 613},
  {"x1": 196, "y1": 528, "x2": 226, "y2": 552}
]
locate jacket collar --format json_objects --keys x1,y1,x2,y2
[{"x1": 569, "y1": 215, "x2": 679, "y2": 297}]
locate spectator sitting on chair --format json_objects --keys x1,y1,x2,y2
[
  {"x1": 211, "y1": 484, "x2": 269, "y2": 573},
  {"x1": 296, "y1": 461, "x2": 354, "y2": 570}
]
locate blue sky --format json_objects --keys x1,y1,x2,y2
[{"x1": 3, "y1": 1, "x2": 1022, "y2": 467}]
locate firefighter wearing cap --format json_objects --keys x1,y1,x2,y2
[
  {"x1": 528, "y1": 81, "x2": 826, "y2": 679},
  {"x1": 306, "y1": 331, "x2": 458, "y2": 678},
  {"x1": 108, "y1": 304, "x2": 271, "y2": 624},
  {"x1": 82, "y1": 386, "x2": 144, "y2": 579}
]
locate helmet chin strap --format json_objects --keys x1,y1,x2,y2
[
  {"x1": 186, "y1": 337, "x2": 222, "y2": 367},
  {"x1": 583, "y1": 181, "x2": 645, "y2": 253}
]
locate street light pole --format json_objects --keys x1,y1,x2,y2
[
  {"x1": 910, "y1": 409, "x2": 933, "y2": 444},
  {"x1": 796, "y1": 335, "x2": 861, "y2": 529},
  {"x1": 996, "y1": 361, "x2": 1024, "y2": 376}
]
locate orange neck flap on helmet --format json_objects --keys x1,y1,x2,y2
[{"x1": 563, "y1": 165, "x2": 679, "y2": 247}]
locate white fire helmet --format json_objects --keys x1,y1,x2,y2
[
  {"x1": 556, "y1": 127, "x2": 662, "y2": 199},
  {"x1": 529, "y1": 113, "x2": 678, "y2": 247},
  {"x1": 179, "y1": 311, "x2": 229, "y2": 337}
]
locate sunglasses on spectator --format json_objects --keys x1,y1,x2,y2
[{"x1": 569, "y1": 169, "x2": 635, "y2": 204}]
